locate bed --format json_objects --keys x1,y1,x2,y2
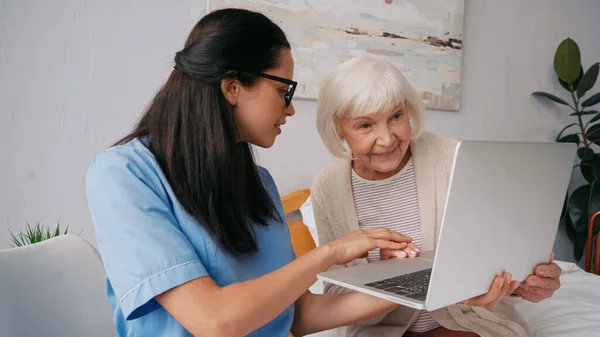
[{"x1": 281, "y1": 189, "x2": 600, "y2": 337}]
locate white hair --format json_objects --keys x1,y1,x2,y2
[{"x1": 316, "y1": 55, "x2": 426, "y2": 158}]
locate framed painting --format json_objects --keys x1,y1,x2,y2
[{"x1": 209, "y1": 0, "x2": 464, "y2": 111}]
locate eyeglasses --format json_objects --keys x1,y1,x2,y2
[{"x1": 256, "y1": 73, "x2": 297, "y2": 107}]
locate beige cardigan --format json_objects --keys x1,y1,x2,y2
[{"x1": 311, "y1": 132, "x2": 528, "y2": 337}]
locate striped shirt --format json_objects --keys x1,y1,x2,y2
[{"x1": 351, "y1": 158, "x2": 441, "y2": 333}]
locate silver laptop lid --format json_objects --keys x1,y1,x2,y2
[{"x1": 425, "y1": 141, "x2": 576, "y2": 311}]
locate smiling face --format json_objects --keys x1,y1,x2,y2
[
  {"x1": 316, "y1": 56, "x2": 425, "y2": 173},
  {"x1": 224, "y1": 48, "x2": 296, "y2": 148},
  {"x1": 340, "y1": 101, "x2": 412, "y2": 180}
]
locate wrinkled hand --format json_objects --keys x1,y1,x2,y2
[
  {"x1": 514, "y1": 252, "x2": 561, "y2": 303},
  {"x1": 460, "y1": 273, "x2": 520, "y2": 308},
  {"x1": 380, "y1": 241, "x2": 421, "y2": 260},
  {"x1": 326, "y1": 228, "x2": 412, "y2": 265}
]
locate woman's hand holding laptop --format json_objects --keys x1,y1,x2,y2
[
  {"x1": 459, "y1": 252, "x2": 560, "y2": 307},
  {"x1": 460, "y1": 273, "x2": 520, "y2": 307},
  {"x1": 378, "y1": 246, "x2": 561, "y2": 309},
  {"x1": 379, "y1": 242, "x2": 523, "y2": 309},
  {"x1": 514, "y1": 252, "x2": 562, "y2": 303}
]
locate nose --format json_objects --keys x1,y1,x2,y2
[
  {"x1": 285, "y1": 102, "x2": 296, "y2": 117},
  {"x1": 376, "y1": 125, "x2": 396, "y2": 147}
]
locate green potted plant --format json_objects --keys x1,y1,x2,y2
[
  {"x1": 532, "y1": 37, "x2": 600, "y2": 264},
  {"x1": 8, "y1": 222, "x2": 73, "y2": 247}
]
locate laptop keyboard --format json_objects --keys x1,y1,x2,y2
[{"x1": 364, "y1": 269, "x2": 431, "y2": 301}]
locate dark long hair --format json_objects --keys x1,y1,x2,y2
[{"x1": 116, "y1": 8, "x2": 290, "y2": 256}]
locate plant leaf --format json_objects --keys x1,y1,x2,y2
[
  {"x1": 557, "y1": 123, "x2": 578, "y2": 139},
  {"x1": 532, "y1": 91, "x2": 570, "y2": 106},
  {"x1": 588, "y1": 124, "x2": 600, "y2": 145},
  {"x1": 578, "y1": 63, "x2": 600, "y2": 98},
  {"x1": 558, "y1": 133, "x2": 580, "y2": 146},
  {"x1": 582, "y1": 92, "x2": 600, "y2": 108},
  {"x1": 8, "y1": 229, "x2": 24, "y2": 247},
  {"x1": 578, "y1": 147, "x2": 595, "y2": 161},
  {"x1": 579, "y1": 153, "x2": 600, "y2": 184},
  {"x1": 560, "y1": 66, "x2": 584, "y2": 92},
  {"x1": 570, "y1": 110, "x2": 598, "y2": 116},
  {"x1": 587, "y1": 112, "x2": 600, "y2": 126},
  {"x1": 554, "y1": 38, "x2": 582, "y2": 83},
  {"x1": 564, "y1": 206, "x2": 578, "y2": 242},
  {"x1": 574, "y1": 234, "x2": 586, "y2": 262},
  {"x1": 569, "y1": 182, "x2": 600, "y2": 235}
]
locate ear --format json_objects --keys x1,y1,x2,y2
[
  {"x1": 221, "y1": 77, "x2": 241, "y2": 105},
  {"x1": 335, "y1": 126, "x2": 345, "y2": 141}
]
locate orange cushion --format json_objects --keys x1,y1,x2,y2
[{"x1": 287, "y1": 221, "x2": 316, "y2": 257}]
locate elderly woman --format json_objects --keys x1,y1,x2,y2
[{"x1": 311, "y1": 56, "x2": 562, "y2": 337}]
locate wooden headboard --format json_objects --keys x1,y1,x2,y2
[
  {"x1": 586, "y1": 211, "x2": 600, "y2": 275},
  {"x1": 281, "y1": 189, "x2": 315, "y2": 337},
  {"x1": 280, "y1": 189, "x2": 316, "y2": 257}
]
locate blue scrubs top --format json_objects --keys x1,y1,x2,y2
[{"x1": 85, "y1": 137, "x2": 296, "y2": 337}]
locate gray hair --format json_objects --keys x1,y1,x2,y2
[{"x1": 316, "y1": 55, "x2": 426, "y2": 158}]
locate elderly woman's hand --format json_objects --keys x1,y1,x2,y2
[
  {"x1": 460, "y1": 273, "x2": 520, "y2": 308},
  {"x1": 514, "y1": 252, "x2": 561, "y2": 303},
  {"x1": 379, "y1": 241, "x2": 420, "y2": 260}
]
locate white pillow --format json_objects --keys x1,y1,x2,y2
[
  {"x1": 514, "y1": 261, "x2": 600, "y2": 336},
  {"x1": 300, "y1": 196, "x2": 319, "y2": 246}
]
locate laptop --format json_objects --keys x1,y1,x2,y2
[{"x1": 317, "y1": 140, "x2": 576, "y2": 312}]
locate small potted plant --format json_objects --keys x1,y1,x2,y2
[
  {"x1": 8, "y1": 222, "x2": 73, "y2": 247},
  {"x1": 532, "y1": 37, "x2": 600, "y2": 267}
]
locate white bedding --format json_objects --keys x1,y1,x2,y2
[
  {"x1": 300, "y1": 197, "x2": 600, "y2": 337},
  {"x1": 514, "y1": 261, "x2": 600, "y2": 337}
]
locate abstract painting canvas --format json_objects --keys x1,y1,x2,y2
[{"x1": 211, "y1": 0, "x2": 464, "y2": 111}]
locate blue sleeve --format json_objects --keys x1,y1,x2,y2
[{"x1": 85, "y1": 150, "x2": 209, "y2": 320}]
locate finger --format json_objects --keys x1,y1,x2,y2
[
  {"x1": 518, "y1": 282, "x2": 536, "y2": 293},
  {"x1": 525, "y1": 286, "x2": 553, "y2": 297},
  {"x1": 485, "y1": 276, "x2": 506, "y2": 305},
  {"x1": 466, "y1": 276, "x2": 503, "y2": 306},
  {"x1": 353, "y1": 228, "x2": 395, "y2": 238},
  {"x1": 488, "y1": 274, "x2": 512, "y2": 307},
  {"x1": 396, "y1": 250, "x2": 409, "y2": 258},
  {"x1": 382, "y1": 230, "x2": 412, "y2": 243},
  {"x1": 520, "y1": 281, "x2": 554, "y2": 296},
  {"x1": 550, "y1": 251, "x2": 555, "y2": 263},
  {"x1": 358, "y1": 227, "x2": 394, "y2": 236},
  {"x1": 526, "y1": 275, "x2": 555, "y2": 290},
  {"x1": 367, "y1": 229, "x2": 412, "y2": 243},
  {"x1": 403, "y1": 247, "x2": 419, "y2": 258},
  {"x1": 380, "y1": 249, "x2": 407, "y2": 259},
  {"x1": 535, "y1": 263, "x2": 562, "y2": 279},
  {"x1": 406, "y1": 243, "x2": 421, "y2": 255},
  {"x1": 513, "y1": 287, "x2": 530, "y2": 301},
  {"x1": 502, "y1": 273, "x2": 513, "y2": 296},
  {"x1": 509, "y1": 280, "x2": 520, "y2": 294},
  {"x1": 371, "y1": 239, "x2": 408, "y2": 251},
  {"x1": 514, "y1": 287, "x2": 545, "y2": 303},
  {"x1": 407, "y1": 242, "x2": 421, "y2": 252}
]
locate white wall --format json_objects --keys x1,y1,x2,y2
[{"x1": 1, "y1": 1, "x2": 599, "y2": 265}]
